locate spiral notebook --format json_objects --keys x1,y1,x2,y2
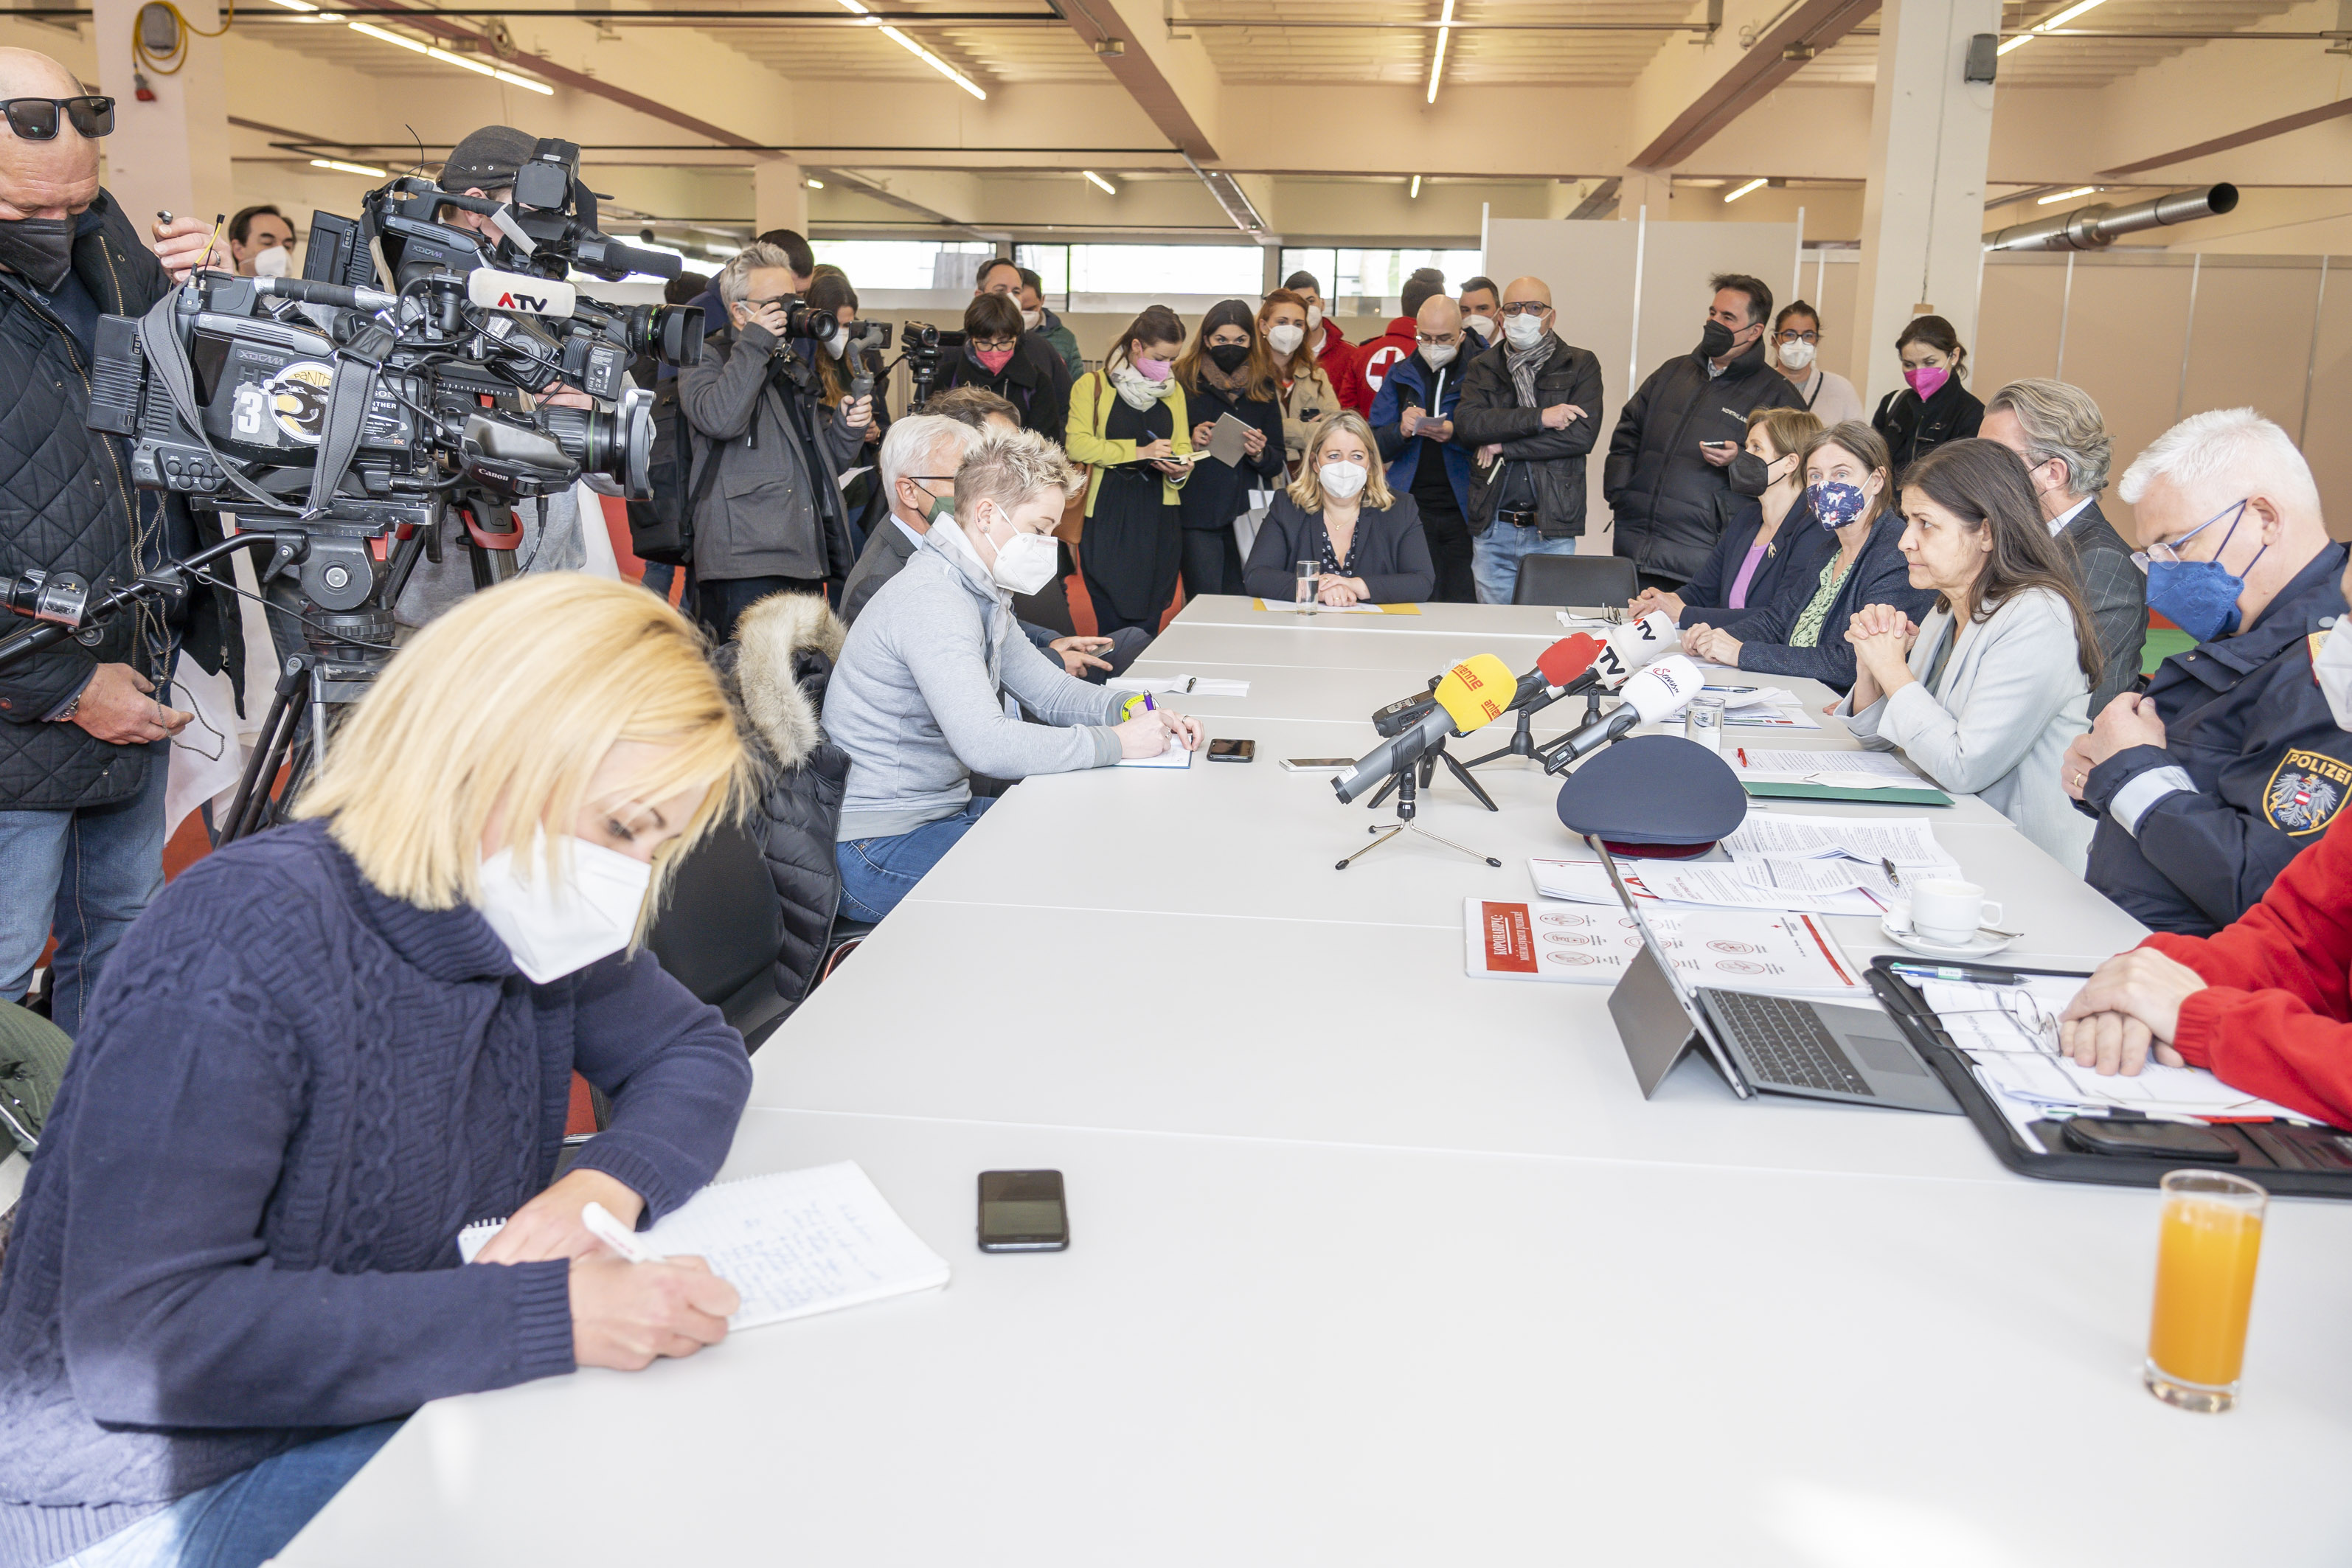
[{"x1": 459, "y1": 1160, "x2": 951, "y2": 1331}]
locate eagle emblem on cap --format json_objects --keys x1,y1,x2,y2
[{"x1": 2264, "y1": 748, "x2": 2352, "y2": 836}]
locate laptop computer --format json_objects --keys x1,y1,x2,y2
[{"x1": 1592, "y1": 839, "x2": 1960, "y2": 1114}]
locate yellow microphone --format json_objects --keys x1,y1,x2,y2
[{"x1": 1432, "y1": 653, "x2": 1517, "y2": 733}]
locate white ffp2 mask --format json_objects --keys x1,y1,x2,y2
[
  {"x1": 991, "y1": 530, "x2": 1062, "y2": 595},
  {"x1": 1266, "y1": 322, "x2": 1305, "y2": 356},
  {"x1": 474, "y1": 837, "x2": 651, "y2": 984},
  {"x1": 1319, "y1": 460, "x2": 1368, "y2": 500},
  {"x1": 252, "y1": 245, "x2": 292, "y2": 279},
  {"x1": 1503, "y1": 312, "x2": 1545, "y2": 350}
]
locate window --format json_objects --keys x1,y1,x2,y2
[
  {"x1": 1062, "y1": 244, "x2": 1264, "y2": 297},
  {"x1": 1278, "y1": 247, "x2": 1485, "y2": 303},
  {"x1": 1013, "y1": 243, "x2": 1068, "y2": 296},
  {"x1": 810, "y1": 240, "x2": 996, "y2": 291}
]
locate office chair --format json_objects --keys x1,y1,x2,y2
[
  {"x1": 646, "y1": 814, "x2": 799, "y2": 1055},
  {"x1": 1511, "y1": 553, "x2": 1639, "y2": 608}
]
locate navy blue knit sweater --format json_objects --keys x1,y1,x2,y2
[{"x1": 0, "y1": 820, "x2": 752, "y2": 1564}]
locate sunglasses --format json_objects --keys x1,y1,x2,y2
[{"x1": 1, "y1": 96, "x2": 114, "y2": 141}]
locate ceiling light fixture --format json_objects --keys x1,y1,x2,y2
[
  {"x1": 1425, "y1": 0, "x2": 1454, "y2": 105},
  {"x1": 311, "y1": 157, "x2": 389, "y2": 177},
  {"x1": 833, "y1": 0, "x2": 987, "y2": 100},
  {"x1": 1409, "y1": 174, "x2": 1421, "y2": 198},
  {"x1": 1723, "y1": 177, "x2": 1767, "y2": 203},
  {"x1": 345, "y1": 19, "x2": 553, "y2": 92},
  {"x1": 266, "y1": 0, "x2": 319, "y2": 11},
  {"x1": 806, "y1": 177, "x2": 825, "y2": 189},
  {"x1": 2037, "y1": 184, "x2": 2098, "y2": 204},
  {"x1": 1083, "y1": 170, "x2": 1117, "y2": 195},
  {"x1": 2000, "y1": 0, "x2": 2108, "y2": 55}
]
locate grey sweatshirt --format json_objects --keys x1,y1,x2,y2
[{"x1": 826, "y1": 524, "x2": 1132, "y2": 839}]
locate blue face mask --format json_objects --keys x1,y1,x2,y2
[
  {"x1": 2143, "y1": 500, "x2": 2259, "y2": 644},
  {"x1": 1807, "y1": 479, "x2": 1870, "y2": 530}
]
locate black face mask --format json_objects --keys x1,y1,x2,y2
[
  {"x1": 1727, "y1": 451, "x2": 1785, "y2": 497},
  {"x1": 0, "y1": 215, "x2": 75, "y2": 292},
  {"x1": 1205, "y1": 342, "x2": 1252, "y2": 373},
  {"x1": 1698, "y1": 319, "x2": 1743, "y2": 361}
]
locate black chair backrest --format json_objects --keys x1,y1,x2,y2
[
  {"x1": 647, "y1": 815, "x2": 781, "y2": 1008},
  {"x1": 1512, "y1": 552, "x2": 1640, "y2": 608}
]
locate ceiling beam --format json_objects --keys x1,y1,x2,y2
[
  {"x1": 1629, "y1": 0, "x2": 1879, "y2": 170},
  {"x1": 1057, "y1": 0, "x2": 1219, "y2": 160},
  {"x1": 2095, "y1": 96, "x2": 2352, "y2": 178}
]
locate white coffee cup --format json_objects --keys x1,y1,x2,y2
[{"x1": 1909, "y1": 878, "x2": 2002, "y2": 944}]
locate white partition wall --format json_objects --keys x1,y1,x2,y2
[{"x1": 1485, "y1": 215, "x2": 1800, "y2": 557}]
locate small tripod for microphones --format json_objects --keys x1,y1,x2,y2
[
  {"x1": 1336, "y1": 752, "x2": 1503, "y2": 870},
  {"x1": 1364, "y1": 735, "x2": 1498, "y2": 814}
]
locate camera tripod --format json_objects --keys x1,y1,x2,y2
[{"x1": 1336, "y1": 754, "x2": 1503, "y2": 871}]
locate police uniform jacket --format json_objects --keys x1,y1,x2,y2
[{"x1": 2081, "y1": 542, "x2": 2352, "y2": 937}]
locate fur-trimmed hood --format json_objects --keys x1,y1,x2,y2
[{"x1": 731, "y1": 591, "x2": 846, "y2": 769}]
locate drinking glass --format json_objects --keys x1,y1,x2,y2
[
  {"x1": 2145, "y1": 1169, "x2": 2266, "y2": 1412},
  {"x1": 1685, "y1": 695, "x2": 1725, "y2": 754},
  {"x1": 1294, "y1": 560, "x2": 1319, "y2": 614}
]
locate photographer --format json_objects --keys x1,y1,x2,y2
[
  {"x1": 679, "y1": 242, "x2": 870, "y2": 641},
  {"x1": 0, "y1": 45, "x2": 245, "y2": 1036}
]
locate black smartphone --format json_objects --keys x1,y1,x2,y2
[
  {"x1": 1699, "y1": 439, "x2": 1738, "y2": 452},
  {"x1": 978, "y1": 1169, "x2": 1069, "y2": 1252},
  {"x1": 1207, "y1": 738, "x2": 1255, "y2": 763}
]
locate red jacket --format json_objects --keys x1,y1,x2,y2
[
  {"x1": 1315, "y1": 317, "x2": 1371, "y2": 416},
  {"x1": 1353, "y1": 315, "x2": 1418, "y2": 410},
  {"x1": 2145, "y1": 808, "x2": 2352, "y2": 1127}
]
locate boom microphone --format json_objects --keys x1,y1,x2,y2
[
  {"x1": 1543, "y1": 655, "x2": 1704, "y2": 772},
  {"x1": 1336, "y1": 653, "x2": 1515, "y2": 802}
]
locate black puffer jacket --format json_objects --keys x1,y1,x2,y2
[
  {"x1": 1601, "y1": 335, "x2": 1803, "y2": 585},
  {"x1": 1871, "y1": 372, "x2": 1985, "y2": 482},
  {"x1": 0, "y1": 191, "x2": 243, "y2": 810},
  {"x1": 723, "y1": 592, "x2": 853, "y2": 1006}
]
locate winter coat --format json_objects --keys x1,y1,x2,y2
[
  {"x1": 718, "y1": 592, "x2": 852, "y2": 1004},
  {"x1": 0, "y1": 190, "x2": 244, "y2": 811},
  {"x1": 1176, "y1": 375, "x2": 1286, "y2": 533},
  {"x1": 934, "y1": 335, "x2": 1072, "y2": 448},
  {"x1": 1449, "y1": 332, "x2": 1606, "y2": 541},
  {"x1": 1602, "y1": 335, "x2": 1804, "y2": 585},
  {"x1": 1273, "y1": 360, "x2": 1341, "y2": 472},
  {"x1": 1355, "y1": 316, "x2": 1418, "y2": 403},
  {"x1": 1368, "y1": 351, "x2": 1471, "y2": 516},
  {"x1": 1872, "y1": 373, "x2": 1985, "y2": 481},
  {"x1": 1034, "y1": 308, "x2": 1085, "y2": 381},
  {"x1": 677, "y1": 318, "x2": 864, "y2": 583},
  {"x1": 1314, "y1": 319, "x2": 1372, "y2": 415},
  {"x1": 1067, "y1": 371, "x2": 1192, "y2": 516}
]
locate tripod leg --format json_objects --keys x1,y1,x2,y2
[
  {"x1": 1406, "y1": 822, "x2": 1505, "y2": 868},
  {"x1": 1439, "y1": 748, "x2": 1500, "y2": 812},
  {"x1": 223, "y1": 669, "x2": 307, "y2": 844},
  {"x1": 1364, "y1": 770, "x2": 1404, "y2": 811},
  {"x1": 1336, "y1": 825, "x2": 1406, "y2": 870}
]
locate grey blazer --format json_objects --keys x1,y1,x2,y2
[
  {"x1": 2056, "y1": 496, "x2": 2147, "y2": 720},
  {"x1": 1840, "y1": 587, "x2": 2094, "y2": 869}
]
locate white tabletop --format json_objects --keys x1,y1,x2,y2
[
  {"x1": 281, "y1": 1109, "x2": 2352, "y2": 1567},
  {"x1": 1166, "y1": 594, "x2": 1581, "y2": 641}
]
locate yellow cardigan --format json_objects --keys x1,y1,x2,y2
[{"x1": 1065, "y1": 370, "x2": 1192, "y2": 518}]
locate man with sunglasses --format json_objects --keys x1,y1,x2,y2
[
  {"x1": 0, "y1": 46, "x2": 243, "y2": 1037},
  {"x1": 2062, "y1": 407, "x2": 2348, "y2": 936}
]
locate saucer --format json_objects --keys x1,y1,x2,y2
[{"x1": 1878, "y1": 916, "x2": 2016, "y2": 960}]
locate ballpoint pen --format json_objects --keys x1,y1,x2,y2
[{"x1": 583, "y1": 1201, "x2": 665, "y2": 1263}]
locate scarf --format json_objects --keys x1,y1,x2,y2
[
  {"x1": 1505, "y1": 333, "x2": 1556, "y2": 410},
  {"x1": 1109, "y1": 363, "x2": 1176, "y2": 412},
  {"x1": 1198, "y1": 358, "x2": 1251, "y2": 396}
]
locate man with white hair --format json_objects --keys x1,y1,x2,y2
[
  {"x1": 2064, "y1": 407, "x2": 2351, "y2": 936},
  {"x1": 838, "y1": 412, "x2": 1144, "y2": 680}
]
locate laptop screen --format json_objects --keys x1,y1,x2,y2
[{"x1": 1589, "y1": 836, "x2": 1751, "y2": 1097}]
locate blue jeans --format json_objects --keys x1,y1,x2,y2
[
  {"x1": 60, "y1": 1419, "x2": 404, "y2": 1568},
  {"x1": 639, "y1": 559, "x2": 693, "y2": 605},
  {"x1": 0, "y1": 738, "x2": 170, "y2": 1038},
  {"x1": 1471, "y1": 526, "x2": 1578, "y2": 606},
  {"x1": 836, "y1": 798, "x2": 996, "y2": 923}
]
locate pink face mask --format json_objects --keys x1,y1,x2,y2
[
  {"x1": 975, "y1": 346, "x2": 1015, "y2": 375},
  {"x1": 1134, "y1": 356, "x2": 1173, "y2": 382},
  {"x1": 1904, "y1": 364, "x2": 1949, "y2": 400}
]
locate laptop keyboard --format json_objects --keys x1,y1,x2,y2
[{"x1": 1704, "y1": 990, "x2": 1875, "y2": 1097}]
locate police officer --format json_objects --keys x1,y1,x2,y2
[{"x1": 2066, "y1": 409, "x2": 2351, "y2": 937}]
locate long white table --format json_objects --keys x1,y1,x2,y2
[{"x1": 282, "y1": 600, "x2": 2352, "y2": 1565}]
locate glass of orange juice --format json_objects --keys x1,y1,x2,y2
[{"x1": 2145, "y1": 1169, "x2": 2267, "y2": 1412}]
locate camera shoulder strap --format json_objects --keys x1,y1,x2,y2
[{"x1": 132, "y1": 292, "x2": 289, "y2": 516}]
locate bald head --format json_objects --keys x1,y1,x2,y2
[
  {"x1": 1415, "y1": 294, "x2": 1460, "y2": 336},
  {"x1": 0, "y1": 49, "x2": 100, "y2": 223},
  {"x1": 1504, "y1": 277, "x2": 1553, "y2": 308}
]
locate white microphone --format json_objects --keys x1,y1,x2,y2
[
  {"x1": 465, "y1": 266, "x2": 578, "y2": 318},
  {"x1": 1544, "y1": 655, "x2": 1704, "y2": 771},
  {"x1": 1579, "y1": 610, "x2": 1682, "y2": 691}
]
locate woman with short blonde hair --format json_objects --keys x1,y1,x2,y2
[
  {"x1": 0, "y1": 575, "x2": 759, "y2": 1565},
  {"x1": 1241, "y1": 410, "x2": 1435, "y2": 606}
]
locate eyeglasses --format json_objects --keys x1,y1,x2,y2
[
  {"x1": 1, "y1": 96, "x2": 114, "y2": 141},
  {"x1": 971, "y1": 336, "x2": 1018, "y2": 352},
  {"x1": 1775, "y1": 328, "x2": 1819, "y2": 344},
  {"x1": 2131, "y1": 498, "x2": 2250, "y2": 573},
  {"x1": 1415, "y1": 333, "x2": 1460, "y2": 346},
  {"x1": 1500, "y1": 302, "x2": 1549, "y2": 316}
]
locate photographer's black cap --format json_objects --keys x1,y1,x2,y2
[
  {"x1": 442, "y1": 125, "x2": 536, "y2": 193},
  {"x1": 1555, "y1": 734, "x2": 1746, "y2": 858}
]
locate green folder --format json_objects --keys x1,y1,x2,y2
[{"x1": 1741, "y1": 780, "x2": 1954, "y2": 807}]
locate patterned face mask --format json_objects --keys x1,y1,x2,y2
[{"x1": 1807, "y1": 479, "x2": 1870, "y2": 530}]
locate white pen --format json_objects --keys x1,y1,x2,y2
[{"x1": 582, "y1": 1200, "x2": 665, "y2": 1263}]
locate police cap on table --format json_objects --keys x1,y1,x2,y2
[{"x1": 1555, "y1": 735, "x2": 1746, "y2": 858}]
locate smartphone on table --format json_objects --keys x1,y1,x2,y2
[
  {"x1": 978, "y1": 1170, "x2": 1068, "y2": 1253},
  {"x1": 1207, "y1": 738, "x2": 1255, "y2": 763}
]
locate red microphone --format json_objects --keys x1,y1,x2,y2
[{"x1": 1498, "y1": 634, "x2": 1604, "y2": 713}]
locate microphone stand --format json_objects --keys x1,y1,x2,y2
[
  {"x1": 1336, "y1": 757, "x2": 1503, "y2": 871},
  {"x1": 1461, "y1": 684, "x2": 1589, "y2": 770},
  {"x1": 1363, "y1": 735, "x2": 1498, "y2": 814}
]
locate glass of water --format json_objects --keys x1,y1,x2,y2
[
  {"x1": 1294, "y1": 560, "x2": 1319, "y2": 614},
  {"x1": 1685, "y1": 694, "x2": 1726, "y2": 753}
]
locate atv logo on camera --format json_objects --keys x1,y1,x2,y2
[
  {"x1": 259, "y1": 361, "x2": 335, "y2": 445},
  {"x1": 494, "y1": 288, "x2": 552, "y2": 312}
]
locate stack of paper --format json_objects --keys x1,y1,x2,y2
[
  {"x1": 1465, "y1": 897, "x2": 1867, "y2": 995},
  {"x1": 461, "y1": 1161, "x2": 950, "y2": 1331},
  {"x1": 1734, "y1": 749, "x2": 1934, "y2": 791},
  {"x1": 1530, "y1": 855, "x2": 1893, "y2": 917},
  {"x1": 1912, "y1": 974, "x2": 2306, "y2": 1142},
  {"x1": 1720, "y1": 813, "x2": 1961, "y2": 874}
]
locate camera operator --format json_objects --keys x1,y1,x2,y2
[
  {"x1": 392, "y1": 125, "x2": 622, "y2": 631},
  {"x1": 679, "y1": 241, "x2": 871, "y2": 640},
  {"x1": 0, "y1": 45, "x2": 244, "y2": 1035}
]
